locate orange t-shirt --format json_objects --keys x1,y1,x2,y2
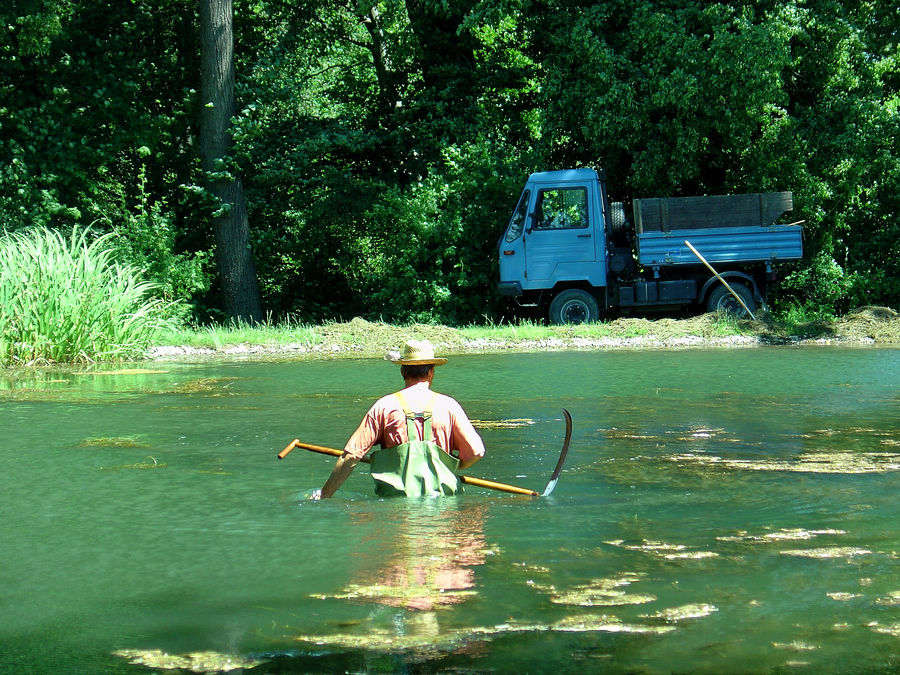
[{"x1": 343, "y1": 382, "x2": 485, "y2": 463}]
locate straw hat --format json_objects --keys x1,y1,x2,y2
[{"x1": 385, "y1": 339, "x2": 447, "y2": 366}]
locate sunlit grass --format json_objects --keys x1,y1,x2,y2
[
  {"x1": 147, "y1": 308, "x2": 900, "y2": 358},
  {"x1": 709, "y1": 311, "x2": 742, "y2": 336},
  {"x1": 458, "y1": 317, "x2": 653, "y2": 341},
  {"x1": 457, "y1": 318, "x2": 556, "y2": 342},
  {"x1": 157, "y1": 315, "x2": 319, "y2": 349},
  {"x1": 155, "y1": 313, "x2": 753, "y2": 356},
  {"x1": 0, "y1": 227, "x2": 176, "y2": 366}
]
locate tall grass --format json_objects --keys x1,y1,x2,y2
[{"x1": 0, "y1": 227, "x2": 175, "y2": 366}]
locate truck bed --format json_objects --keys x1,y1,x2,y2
[
  {"x1": 636, "y1": 225, "x2": 803, "y2": 267},
  {"x1": 634, "y1": 192, "x2": 793, "y2": 232}
]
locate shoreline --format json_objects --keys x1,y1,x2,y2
[
  {"x1": 146, "y1": 308, "x2": 900, "y2": 362},
  {"x1": 5, "y1": 307, "x2": 897, "y2": 370}
]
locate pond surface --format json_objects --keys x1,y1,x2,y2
[{"x1": 2, "y1": 347, "x2": 900, "y2": 673}]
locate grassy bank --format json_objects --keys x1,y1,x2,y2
[
  {"x1": 152, "y1": 306, "x2": 900, "y2": 360},
  {"x1": 2, "y1": 225, "x2": 896, "y2": 370},
  {"x1": 0, "y1": 227, "x2": 174, "y2": 366}
]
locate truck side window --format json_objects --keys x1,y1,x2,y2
[
  {"x1": 533, "y1": 188, "x2": 588, "y2": 230},
  {"x1": 504, "y1": 189, "x2": 531, "y2": 242}
]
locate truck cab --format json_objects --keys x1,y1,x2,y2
[{"x1": 498, "y1": 168, "x2": 610, "y2": 305}]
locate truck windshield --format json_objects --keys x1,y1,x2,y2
[
  {"x1": 534, "y1": 188, "x2": 588, "y2": 230},
  {"x1": 504, "y1": 189, "x2": 531, "y2": 242}
]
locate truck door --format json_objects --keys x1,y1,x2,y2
[
  {"x1": 498, "y1": 188, "x2": 531, "y2": 295},
  {"x1": 524, "y1": 185, "x2": 597, "y2": 284}
]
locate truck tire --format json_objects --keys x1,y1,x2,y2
[
  {"x1": 609, "y1": 201, "x2": 627, "y2": 244},
  {"x1": 549, "y1": 289, "x2": 600, "y2": 325},
  {"x1": 706, "y1": 283, "x2": 756, "y2": 317}
]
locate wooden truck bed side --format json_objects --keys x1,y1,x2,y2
[{"x1": 634, "y1": 192, "x2": 793, "y2": 233}]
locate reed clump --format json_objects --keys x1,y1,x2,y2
[{"x1": 0, "y1": 227, "x2": 175, "y2": 366}]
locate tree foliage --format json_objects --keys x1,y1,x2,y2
[{"x1": 1, "y1": 0, "x2": 897, "y2": 323}]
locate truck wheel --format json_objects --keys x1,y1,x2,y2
[
  {"x1": 549, "y1": 289, "x2": 600, "y2": 325},
  {"x1": 609, "y1": 202, "x2": 627, "y2": 244},
  {"x1": 706, "y1": 283, "x2": 756, "y2": 317}
]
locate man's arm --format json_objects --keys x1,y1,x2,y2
[
  {"x1": 313, "y1": 404, "x2": 382, "y2": 499},
  {"x1": 449, "y1": 400, "x2": 486, "y2": 470},
  {"x1": 458, "y1": 454, "x2": 482, "y2": 470},
  {"x1": 314, "y1": 452, "x2": 360, "y2": 499}
]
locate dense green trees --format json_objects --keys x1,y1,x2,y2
[{"x1": 1, "y1": 0, "x2": 897, "y2": 323}]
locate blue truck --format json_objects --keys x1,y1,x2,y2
[{"x1": 498, "y1": 168, "x2": 803, "y2": 324}]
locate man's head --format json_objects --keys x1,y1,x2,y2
[
  {"x1": 386, "y1": 339, "x2": 445, "y2": 384},
  {"x1": 386, "y1": 339, "x2": 447, "y2": 366},
  {"x1": 399, "y1": 363, "x2": 434, "y2": 380}
]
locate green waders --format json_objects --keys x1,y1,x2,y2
[{"x1": 368, "y1": 392, "x2": 461, "y2": 497}]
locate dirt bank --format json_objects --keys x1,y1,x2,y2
[{"x1": 147, "y1": 306, "x2": 900, "y2": 362}]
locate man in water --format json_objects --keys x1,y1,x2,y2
[{"x1": 313, "y1": 339, "x2": 485, "y2": 498}]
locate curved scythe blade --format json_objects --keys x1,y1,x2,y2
[{"x1": 541, "y1": 408, "x2": 572, "y2": 496}]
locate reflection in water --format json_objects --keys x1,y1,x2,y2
[
  {"x1": 310, "y1": 500, "x2": 489, "y2": 641},
  {"x1": 362, "y1": 501, "x2": 487, "y2": 612}
]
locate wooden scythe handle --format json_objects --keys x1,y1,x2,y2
[{"x1": 278, "y1": 438, "x2": 539, "y2": 496}]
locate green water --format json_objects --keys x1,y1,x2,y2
[{"x1": 2, "y1": 347, "x2": 900, "y2": 673}]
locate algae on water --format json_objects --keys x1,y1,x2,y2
[{"x1": 80, "y1": 436, "x2": 150, "y2": 448}]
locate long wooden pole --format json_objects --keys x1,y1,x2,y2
[
  {"x1": 278, "y1": 439, "x2": 540, "y2": 496},
  {"x1": 684, "y1": 239, "x2": 756, "y2": 320}
]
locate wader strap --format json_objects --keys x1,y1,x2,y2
[{"x1": 394, "y1": 390, "x2": 434, "y2": 443}]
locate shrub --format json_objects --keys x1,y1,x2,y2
[
  {"x1": 774, "y1": 251, "x2": 856, "y2": 321},
  {"x1": 0, "y1": 227, "x2": 176, "y2": 365}
]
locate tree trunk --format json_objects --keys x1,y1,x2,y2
[{"x1": 199, "y1": 0, "x2": 263, "y2": 323}]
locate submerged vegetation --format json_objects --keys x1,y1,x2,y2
[{"x1": 0, "y1": 227, "x2": 175, "y2": 366}]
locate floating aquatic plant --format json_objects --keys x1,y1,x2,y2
[
  {"x1": 288, "y1": 613, "x2": 680, "y2": 655},
  {"x1": 470, "y1": 418, "x2": 535, "y2": 429},
  {"x1": 74, "y1": 368, "x2": 169, "y2": 376},
  {"x1": 670, "y1": 451, "x2": 900, "y2": 474},
  {"x1": 604, "y1": 539, "x2": 719, "y2": 560},
  {"x1": 169, "y1": 377, "x2": 240, "y2": 395},
  {"x1": 779, "y1": 547, "x2": 872, "y2": 559},
  {"x1": 772, "y1": 641, "x2": 819, "y2": 652},
  {"x1": 100, "y1": 456, "x2": 167, "y2": 470},
  {"x1": 549, "y1": 573, "x2": 656, "y2": 607},
  {"x1": 827, "y1": 592, "x2": 863, "y2": 601},
  {"x1": 310, "y1": 583, "x2": 477, "y2": 607},
  {"x1": 661, "y1": 551, "x2": 719, "y2": 560},
  {"x1": 113, "y1": 649, "x2": 263, "y2": 673},
  {"x1": 639, "y1": 603, "x2": 718, "y2": 622},
  {"x1": 871, "y1": 622, "x2": 900, "y2": 636},
  {"x1": 716, "y1": 528, "x2": 846, "y2": 544},
  {"x1": 80, "y1": 436, "x2": 150, "y2": 448},
  {"x1": 552, "y1": 613, "x2": 676, "y2": 634}
]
